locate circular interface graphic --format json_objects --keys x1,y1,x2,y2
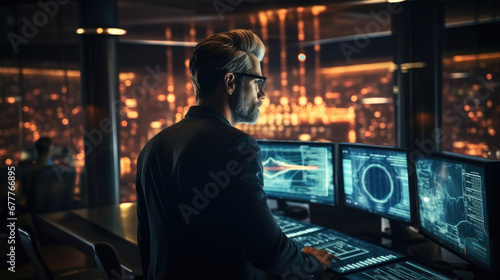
[{"x1": 361, "y1": 163, "x2": 394, "y2": 204}]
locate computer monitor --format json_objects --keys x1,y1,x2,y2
[
  {"x1": 257, "y1": 140, "x2": 335, "y2": 206},
  {"x1": 416, "y1": 152, "x2": 500, "y2": 275},
  {"x1": 339, "y1": 143, "x2": 412, "y2": 223}
]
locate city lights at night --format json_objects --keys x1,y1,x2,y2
[{"x1": 1, "y1": 2, "x2": 499, "y2": 205}]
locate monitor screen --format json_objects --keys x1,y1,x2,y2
[
  {"x1": 257, "y1": 140, "x2": 335, "y2": 206},
  {"x1": 416, "y1": 154, "x2": 491, "y2": 271},
  {"x1": 341, "y1": 144, "x2": 411, "y2": 223}
]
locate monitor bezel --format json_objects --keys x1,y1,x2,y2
[
  {"x1": 337, "y1": 142, "x2": 416, "y2": 225},
  {"x1": 256, "y1": 139, "x2": 337, "y2": 207},
  {"x1": 414, "y1": 151, "x2": 500, "y2": 274}
]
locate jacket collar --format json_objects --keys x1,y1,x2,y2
[{"x1": 185, "y1": 106, "x2": 231, "y2": 126}]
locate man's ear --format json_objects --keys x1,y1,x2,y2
[{"x1": 224, "y1": 73, "x2": 236, "y2": 95}]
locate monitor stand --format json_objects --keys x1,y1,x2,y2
[
  {"x1": 309, "y1": 204, "x2": 381, "y2": 238},
  {"x1": 275, "y1": 199, "x2": 309, "y2": 220},
  {"x1": 383, "y1": 220, "x2": 425, "y2": 244},
  {"x1": 430, "y1": 260, "x2": 477, "y2": 280}
]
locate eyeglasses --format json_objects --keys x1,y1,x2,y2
[{"x1": 233, "y1": 72, "x2": 267, "y2": 92}]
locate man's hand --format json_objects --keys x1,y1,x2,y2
[{"x1": 301, "y1": 246, "x2": 338, "y2": 271}]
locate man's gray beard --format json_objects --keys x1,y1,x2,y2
[{"x1": 231, "y1": 85, "x2": 260, "y2": 125}]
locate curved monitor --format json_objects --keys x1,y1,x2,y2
[
  {"x1": 339, "y1": 143, "x2": 412, "y2": 223},
  {"x1": 257, "y1": 140, "x2": 335, "y2": 206},
  {"x1": 416, "y1": 152, "x2": 500, "y2": 274}
]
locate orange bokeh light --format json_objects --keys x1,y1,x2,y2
[
  {"x1": 311, "y1": 5, "x2": 326, "y2": 16},
  {"x1": 157, "y1": 94, "x2": 166, "y2": 101},
  {"x1": 150, "y1": 121, "x2": 161, "y2": 129},
  {"x1": 127, "y1": 111, "x2": 139, "y2": 119},
  {"x1": 325, "y1": 92, "x2": 340, "y2": 99},
  {"x1": 348, "y1": 130, "x2": 356, "y2": 143},
  {"x1": 314, "y1": 96, "x2": 323, "y2": 106},
  {"x1": 298, "y1": 96, "x2": 307, "y2": 106},
  {"x1": 167, "y1": 93, "x2": 176, "y2": 103},
  {"x1": 280, "y1": 97, "x2": 289, "y2": 106}
]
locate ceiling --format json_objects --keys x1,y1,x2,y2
[
  {"x1": 0, "y1": 0, "x2": 498, "y2": 68},
  {"x1": 1, "y1": 0, "x2": 498, "y2": 41}
]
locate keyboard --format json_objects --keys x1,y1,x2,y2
[
  {"x1": 345, "y1": 260, "x2": 454, "y2": 280},
  {"x1": 273, "y1": 214, "x2": 324, "y2": 238},
  {"x1": 292, "y1": 229, "x2": 404, "y2": 274}
]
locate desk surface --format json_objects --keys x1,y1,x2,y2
[
  {"x1": 36, "y1": 203, "x2": 141, "y2": 278},
  {"x1": 71, "y1": 202, "x2": 138, "y2": 244},
  {"x1": 37, "y1": 202, "x2": 485, "y2": 279},
  {"x1": 36, "y1": 202, "x2": 338, "y2": 280}
]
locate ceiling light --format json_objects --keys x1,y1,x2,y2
[{"x1": 76, "y1": 27, "x2": 127, "y2": 36}]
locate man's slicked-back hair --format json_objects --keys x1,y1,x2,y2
[{"x1": 189, "y1": 29, "x2": 265, "y2": 100}]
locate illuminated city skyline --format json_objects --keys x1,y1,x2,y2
[{"x1": 1, "y1": 51, "x2": 499, "y2": 202}]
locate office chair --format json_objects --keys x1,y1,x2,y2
[
  {"x1": 17, "y1": 225, "x2": 102, "y2": 280},
  {"x1": 93, "y1": 242, "x2": 124, "y2": 280},
  {"x1": 27, "y1": 165, "x2": 76, "y2": 214}
]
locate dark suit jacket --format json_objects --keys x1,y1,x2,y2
[{"x1": 136, "y1": 106, "x2": 323, "y2": 280}]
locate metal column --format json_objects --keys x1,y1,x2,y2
[
  {"x1": 391, "y1": 0, "x2": 444, "y2": 238},
  {"x1": 78, "y1": 0, "x2": 120, "y2": 207},
  {"x1": 393, "y1": 0, "x2": 444, "y2": 152}
]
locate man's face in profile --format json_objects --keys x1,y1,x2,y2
[{"x1": 230, "y1": 53, "x2": 266, "y2": 125}]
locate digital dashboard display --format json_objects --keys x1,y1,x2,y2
[
  {"x1": 342, "y1": 145, "x2": 411, "y2": 223},
  {"x1": 416, "y1": 156, "x2": 490, "y2": 270},
  {"x1": 258, "y1": 141, "x2": 335, "y2": 206}
]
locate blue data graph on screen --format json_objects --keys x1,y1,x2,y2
[
  {"x1": 417, "y1": 158, "x2": 490, "y2": 270},
  {"x1": 342, "y1": 146, "x2": 411, "y2": 222},
  {"x1": 259, "y1": 143, "x2": 334, "y2": 205}
]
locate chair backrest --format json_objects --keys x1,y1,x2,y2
[
  {"x1": 27, "y1": 165, "x2": 76, "y2": 214},
  {"x1": 18, "y1": 226, "x2": 54, "y2": 280},
  {"x1": 93, "y1": 242, "x2": 123, "y2": 280}
]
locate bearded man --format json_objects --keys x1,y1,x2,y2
[{"x1": 136, "y1": 29, "x2": 334, "y2": 280}]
